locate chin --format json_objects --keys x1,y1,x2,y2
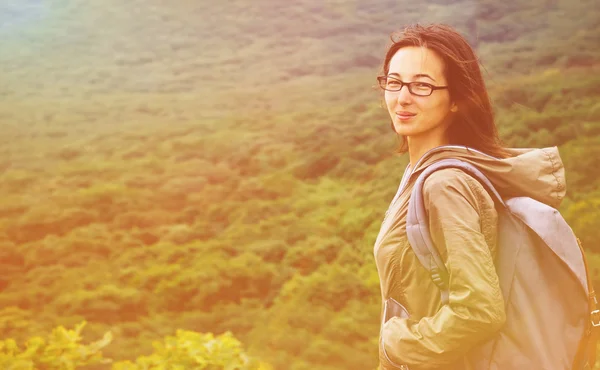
[{"x1": 392, "y1": 123, "x2": 421, "y2": 137}]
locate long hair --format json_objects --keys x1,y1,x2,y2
[{"x1": 382, "y1": 24, "x2": 510, "y2": 159}]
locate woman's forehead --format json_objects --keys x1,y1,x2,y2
[{"x1": 388, "y1": 46, "x2": 445, "y2": 80}]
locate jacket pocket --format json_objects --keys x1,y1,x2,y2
[
  {"x1": 382, "y1": 297, "x2": 410, "y2": 325},
  {"x1": 380, "y1": 298, "x2": 411, "y2": 370}
]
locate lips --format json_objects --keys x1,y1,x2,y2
[
  {"x1": 396, "y1": 111, "x2": 416, "y2": 117},
  {"x1": 396, "y1": 111, "x2": 416, "y2": 120}
]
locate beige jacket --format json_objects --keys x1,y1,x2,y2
[{"x1": 374, "y1": 146, "x2": 566, "y2": 370}]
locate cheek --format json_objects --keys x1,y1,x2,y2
[
  {"x1": 421, "y1": 97, "x2": 451, "y2": 117},
  {"x1": 384, "y1": 93, "x2": 395, "y2": 111}
]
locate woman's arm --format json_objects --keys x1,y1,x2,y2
[{"x1": 381, "y1": 169, "x2": 506, "y2": 369}]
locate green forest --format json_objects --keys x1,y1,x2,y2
[{"x1": 1, "y1": 0, "x2": 599, "y2": 368}]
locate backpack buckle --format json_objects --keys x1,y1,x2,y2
[
  {"x1": 591, "y1": 310, "x2": 600, "y2": 327},
  {"x1": 431, "y1": 267, "x2": 448, "y2": 290}
]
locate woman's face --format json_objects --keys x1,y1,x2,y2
[{"x1": 384, "y1": 46, "x2": 457, "y2": 140}]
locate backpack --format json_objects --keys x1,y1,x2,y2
[{"x1": 406, "y1": 158, "x2": 599, "y2": 370}]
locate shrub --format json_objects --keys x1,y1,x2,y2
[
  {"x1": 112, "y1": 330, "x2": 270, "y2": 370},
  {"x1": 0, "y1": 321, "x2": 112, "y2": 369}
]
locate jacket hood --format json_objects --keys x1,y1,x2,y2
[{"x1": 409, "y1": 146, "x2": 566, "y2": 208}]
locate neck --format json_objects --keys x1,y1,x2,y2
[{"x1": 407, "y1": 134, "x2": 450, "y2": 168}]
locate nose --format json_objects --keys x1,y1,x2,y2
[{"x1": 396, "y1": 85, "x2": 413, "y2": 105}]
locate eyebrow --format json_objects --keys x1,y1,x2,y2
[{"x1": 388, "y1": 72, "x2": 437, "y2": 82}]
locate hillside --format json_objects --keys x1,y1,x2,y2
[{"x1": 1, "y1": 0, "x2": 600, "y2": 369}]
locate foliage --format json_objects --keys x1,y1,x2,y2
[
  {"x1": 0, "y1": 323, "x2": 269, "y2": 370},
  {"x1": 0, "y1": 322, "x2": 112, "y2": 370},
  {"x1": 112, "y1": 330, "x2": 270, "y2": 370}
]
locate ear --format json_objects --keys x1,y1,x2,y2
[{"x1": 450, "y1": 102, "x2": 458, "y2": 113}]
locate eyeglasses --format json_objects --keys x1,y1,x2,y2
[{"x1": 376, "y1": 75, "x2": 448, "y2": 97}]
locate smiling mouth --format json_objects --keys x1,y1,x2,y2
[{"x1": 396, "y1": 112, "x2": 416, "y2": 120}]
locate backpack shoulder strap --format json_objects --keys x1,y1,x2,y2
[{"x1": 406, "y1": 159, "x2": 505, "y2": 305}]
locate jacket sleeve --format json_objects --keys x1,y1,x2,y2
[{"x1": 380, "y1": 169, "x2": 506, "y2": 369}]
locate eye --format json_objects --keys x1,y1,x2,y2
[
  {"x1": 413, "y1": 82, "x2": 430, "y2": 89},
  {"x1": 387, "y1": 79, "x2": 401, "y2": 86},
  {"x1": 411, "y1": 82, "x2": 432, "y2": 92}
]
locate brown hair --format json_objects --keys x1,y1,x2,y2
[{"x1": 382, "y1": 24, "x2": 510, "y2": 159}]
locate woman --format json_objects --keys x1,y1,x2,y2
[{"x1": 374, "y1": 24, "x2": 566, "y2": 369}]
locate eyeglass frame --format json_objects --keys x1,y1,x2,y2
[{"x1": 376, "y1": 75, "x2": 449, "y2": 97}]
